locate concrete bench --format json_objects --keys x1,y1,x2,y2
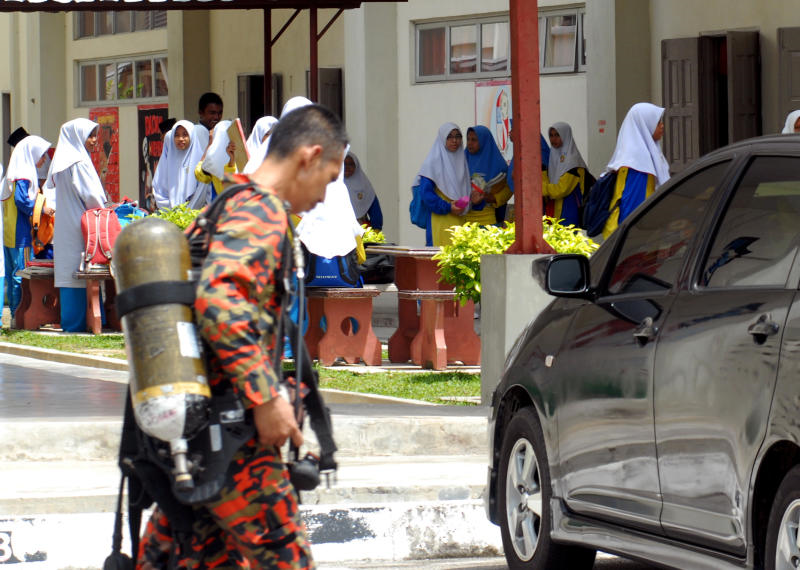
[
  {"x1": 305, "y1": 288, "x2": 382, "y2": 366},
  {"x1": 396, "y1": 290, "x2": 480, "y2": 370},
  {"x1": 72, "y1": 268, "x2": 120, "y2": 334},
  {"x1": 16, "y1": 264, "x2": 59, "y2": 330}
]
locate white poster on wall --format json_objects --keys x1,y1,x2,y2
[{"x1": 475, "y1": 79, "x2": 513, "y2": 162}]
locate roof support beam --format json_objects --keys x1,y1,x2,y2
[
  {"x1": 317, "y1": 8, "x2": 343, "y2": 40},
  {"x1": 264, "y1": 9, "x2": 272, "y2": 114},
  {"x1": 309, "y1": 7, "x2": 318, "y2": 101},
  {"x1": 508, "y1": 0, "x2": 549, "y2": 254}
]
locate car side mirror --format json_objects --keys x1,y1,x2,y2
[{"x1": 545, "y1": 254, "x2": 591, "y2": 297}]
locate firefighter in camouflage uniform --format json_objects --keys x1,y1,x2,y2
[{"x1": 137, "y1": 104, "x2": 348, "y2": 569}]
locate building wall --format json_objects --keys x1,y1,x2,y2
[
  {"x1": 207, "y1": 8, "x2": 345, "y2": 120},
  {"x1": 649, "y1": 0, "x2": 800, "y2": 135}
]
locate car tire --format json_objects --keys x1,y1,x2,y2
[
  {"x1": 765, "y1": 464, "x2": 800, "y2": 570},
  {"x1": 498, "y1": 407, "x2": 596, "y2": 570}
]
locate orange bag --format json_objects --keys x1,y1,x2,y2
[{"x1": 32, "y1": 192, "x2": 54, "y2": 256}]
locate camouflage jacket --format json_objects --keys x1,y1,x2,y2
[{"x1": 193, "y1": 175, "x2": 288, "y2": 409}]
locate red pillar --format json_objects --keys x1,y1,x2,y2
[
  {"x1": 508, "y1": 0, "x2": 551, "y2": 254},
  {"x1": 263, "y1": 9, "x2": 272, "y2": 114},
  {"x1": 309, "y1": 8, "x2": 319, "y2": 102}
]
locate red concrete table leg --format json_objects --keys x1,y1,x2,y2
[
  {"x1": 85, "y1": 280, "x2": 103, "y2": 334},
  {"x1": 443, "y1": 299, "x2": 481, "y2": 365},
  {"x1": 15, "y1": 278, "x2": 33, "y2": 329},
  {"x1": 410, "y1": 299, "x2": 447, "y2": 370},
  {"x1": 388, "y1": 298, "x2": 418, "y2": 363},
  {"x1": 16, "y1": 277, "x2": 60, "y2": 330},
  {"x1": 305, "y1": 298, "x2": 325, "y2": 360},
  {"x1": 313, "y1": 297, "x2": 381, "y2": 366}
]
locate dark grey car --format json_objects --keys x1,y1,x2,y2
[{"x1": 485, "y1": 135, "x2": 800, "y2": 570}]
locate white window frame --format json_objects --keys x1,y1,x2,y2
[
  {"x1": 539, "y1": 6, "x2": 586, "y2": 75},
  {"x1": 414, "y1": 15, "x2": 510, "y2": 83},
  {"x1": 74, "y1": 11, "x2": 167, "y2": 40},
  {"x1": 77, "y1": 54, "x2": 168, "y2": 106}
]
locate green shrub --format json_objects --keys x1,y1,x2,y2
[
  {"x1": 150, "y1": 203, "x2": 202, "y2": 231},
  {"x1": 361, "y1": 224, "x2": 386, "y2": 244},
  {"x1": 434, "y1": 217, "x2": 598, "y2": 305}
]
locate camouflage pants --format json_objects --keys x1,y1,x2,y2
[{"x1": 137, "y1": 444, "x2": 314, "y2": 569}]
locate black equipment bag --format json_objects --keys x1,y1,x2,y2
[{"x1": 582, "y1": 171, "x2": 618, "y2": 237}]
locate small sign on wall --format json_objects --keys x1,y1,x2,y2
[
  {"x1": 88, "y1": 107, "x2": 120, "y2": 202},
  {"x1": 475, "y1": 79, "x2": 513, "y2": 162}
]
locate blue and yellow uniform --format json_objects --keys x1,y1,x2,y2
[
  {"x1": 541, "y1": 167, "x2": 589, "y2": 227},
  {"x1": 601, "y1": 167, "x2": 656, "y2": 238}
]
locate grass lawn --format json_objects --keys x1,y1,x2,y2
[
  {"x1": 0, "y1": 330, "x2": 480, "y2": 405},
  {"x1": 0, "y1": 329, "x2": 127, "y2": 359},
  {"x1": 318, "y1": 368, "x2": 480, "y2": 405}
]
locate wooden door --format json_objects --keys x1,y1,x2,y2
[
  {"x1": 662, "y1": 38, "x2": 700, "y2": 174},
  {"x1": 779, "y1": 27, "x2": 800, "y2": 127},
  {"x1": 727, "y1": 31, "x2": 761, "y2": 142}
]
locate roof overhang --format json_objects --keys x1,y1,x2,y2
[{"x1": 0, "y1": 0, "x2": 403, "y2": 12}]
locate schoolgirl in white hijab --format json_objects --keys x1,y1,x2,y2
[
  {"x1": 245, "y1": 116, "x2": 278, "y2": 159},
  {"x1": 152, "y1": 120, "x2": 194, "y2": 209},
  {"x1": 280, "y1": 97, "x2": 364, "y2": 260},
  {"x1": 415, "y1": 122, "x2": 472, "y2": 246},
  {"x1": 602, "y1": 102, "x2": 669, "y2": 238},
  {"x1": 184, "y1": 123, "x2": 211, "y2": 209},
  {"x1": 543, "y1": 122, "x2": 590, "y2": 227},
  {"x1": 606, "y1": 102, "x2": 670, "y2": 186},
  {"x1": 6, "y1": 136, "x2": 51, "y2": 201},
  {"x1": 782, "y1": 110, "x2": 800, "y2": 134},
  {"x1": 344, "y1": 152, "x2": 380, "y2": 226},
  {"x1": 49, "y1": 118, "x2": 107, "y2": 332}
]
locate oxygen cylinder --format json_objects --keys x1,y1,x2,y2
[{"x1": 112, "y1": 217, "x2": 210, "y2": 490}]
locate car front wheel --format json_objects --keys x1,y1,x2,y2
[
  {"x1": 498, "y1": 407, "x2": 596, "y2": 570},
  {"x1": 766, "y1": 465, "x2": 800, "y2": 570}
]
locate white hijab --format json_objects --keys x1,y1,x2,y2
[
  {"x1": 184, "y1": 123, "x2": 211, "y2": 208},
  {"x1": 782, "y1": 110, "x2": 800, "y2": 134},
  {"x1": 417, "y1": 122, "x2": 471, "y2": 201},
  {"x1": 344, "y1": 152, "x2": 376, "y2": 219},
  {"x1": 606, "y1": 102, "x2": 670, "y2": 186},
  {"x1": 152, "y1": 119, "x2": 193, "y2": 208},
  {"x1": 246, "y1": 116, "x2": 278, "y2": 157},
  {"x1": 46, "y1": 118, "x2": 98, "y2": 189},
  {"x1": 5, "y1": 135, "x2": 51, "y2": 200},
  {"x1": 547, "y1": 122, "x2": 587, "y2": 184},
  {"x1": 279, "y1": 97, "x2": 363, "y2": 257},
  {"x1": 201, "y1": 120, "x2": 233, "y2": 180}
]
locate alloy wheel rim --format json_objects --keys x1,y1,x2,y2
[
  {"x1": 505, "y1": 437, "x2": 543, "y2": 562},
  {"x1": 776, "y1": 499, "x2": 800, "y2": 569}
]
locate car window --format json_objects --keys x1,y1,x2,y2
[
  {"x1": 701, "y1": 156, "x2": 800, "y2": 289},
  {"x1": 607, "y1": 161, "x2": 730, "y2": 295}
]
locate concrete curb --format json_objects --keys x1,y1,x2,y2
[{"x1": 0, "y1": 343, "x2": 447, "y2": 406}]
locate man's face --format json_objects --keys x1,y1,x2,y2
[
  {"x1": 292, "y1": 148, "x2": 345, "y2": 213},
  {"x1": 199, "y1": 103, "x2": 223, "y2": 130}
]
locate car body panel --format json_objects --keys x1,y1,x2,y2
[{"x1": 486, "y1": 136, "x2": 800, "y2": 569}]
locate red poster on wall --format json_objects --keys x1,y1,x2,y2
[
  {"x1": 138, "y1": 104, "x2": 169, "y2": 207},
  {"x1": 89, "y1": 107, "x2": 120, "y2": 202}
]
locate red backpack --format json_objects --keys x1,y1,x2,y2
[{"x1": 81, "y1": 207, "x2": 121, "y2": 270}]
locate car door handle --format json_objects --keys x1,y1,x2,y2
[
  {"x1": 633, "y1": 317, "x2": 657, "y2": 345},
  {"x1": 747, "y1": 314, "x2": 779, "y2": 343}
]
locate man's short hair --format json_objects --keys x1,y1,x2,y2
[
  {"x1": 198, "y1": 92, "x2": 223, "y2": 112},
  {"x1": 268, "y1": 104, "x2": 348, "y2": 163}
]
